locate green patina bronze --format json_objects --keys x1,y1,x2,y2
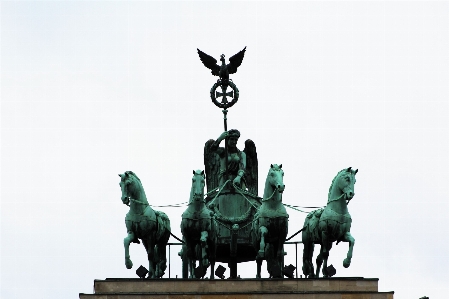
[
  {"x1": 195, "y1": 48, "x2": 292, "y2": 278},
  {"x1": 180, "y1": 170, "x2": 217, "y2": 279},
  {"x1": 201, "y1": 129, "x2": 261, "y2": 278},
  {"x1": 115, "y1": 49, "x2": 363, "y2": 280},
  {"x1": 204, "y1": 129, "x2": 258, "y2": 193},
  {"x1": 197, "y1": 47, "x2": 246, "y2": 109},
  {"x1": 302, "y1": 167, "x2": 358, "y2": 278},
  {"x1": 119, "y1": 171, "x2": 171, "y2": 278},
  {"x1": 251, "y1": 164, "x2": 289, "y2": 278}
]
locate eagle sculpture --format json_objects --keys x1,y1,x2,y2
[{"x1": 197, "y1": 47, "x2": 246, "y2": 84}]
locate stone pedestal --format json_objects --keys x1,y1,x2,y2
[{"x1": 80, "y1": 277, "x2": 394, "y2": 298}]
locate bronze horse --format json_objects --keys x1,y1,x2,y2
[
  {"x1": 119, "y1": 171, "x2": 171, "y2": 278},
  {"x1": 251, "y1": 164, "x2": 288, "y2": 278},
  {"x1": 302, "y1": 167, "x2": 357, "y2": 278},
  {"x1": 180, "y1": 170, "x2": 217, "y2": 279}
]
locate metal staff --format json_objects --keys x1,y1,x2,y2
[{"x1": 198, "y1": 47, "x2": 245, "y2": 182}]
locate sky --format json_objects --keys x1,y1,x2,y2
[{"x1": 1, "y1": 1, "x2": 449, "y2": 298}]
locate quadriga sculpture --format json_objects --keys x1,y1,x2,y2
[
  {"x1": 118, "y1": 171, "x2": 171, "y2": 278},
  {"x1": 251, "y1": 164, "x2": 289, "y2": 278},
  {"x1": 302, "y1": 167, "x2": 358, "y2": 278},
  {"x1": 181, "y1": 170, "x2": 217, "y2": 279}
]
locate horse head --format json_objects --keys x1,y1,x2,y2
[
  {"x1": 330, "y1": 167, "x2": 358, "y2": 202},
  {"x1": 118, "y1": 171, "x2": 141, "y2": 205},
  {"x1": 191, "y1": 170, "x2": 205, "y2": 202},
  {"x1": 267, "y1": 164, "x2": 285, "y2": 194}
]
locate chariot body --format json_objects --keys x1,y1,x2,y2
[
  {"x1": 177, "y1": 48, "x2": 289, "y2": 279},
  {"x1": 202, "y1": 132, "x2": 262, "y2": 277}
]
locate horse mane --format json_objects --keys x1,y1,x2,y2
[
  {"x1": 327, "y1": 169, "x2": 348, "y2": 201},
  {"x1": 269, "y1": 164, "x2": 282, "y2": 173},
  {"x1": 125, "y1": 171, "x2": 141, "y2": 183},
  {"x1": 193, "y1": 169, "x2": 204, "y2": 176}
]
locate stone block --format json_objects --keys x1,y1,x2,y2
[{"x1": 80, "y1": 277, "x2": 393, "y2": 299}]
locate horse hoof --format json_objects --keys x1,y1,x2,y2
[
  {"x1": 343, "y1": 258, "x2": 351, "y2": 268},
  {"x1": 125, "y1": 258, "x2": 133, "y2": 269}
]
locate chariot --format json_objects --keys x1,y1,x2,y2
[{"x1": 118, "y1": 47, "x2": 358, "y2": 280}]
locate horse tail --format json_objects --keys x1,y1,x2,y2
[
  {"x1": 155, "y1": 211, "x2": 171, "y2": 244},
  {"x1": 302, "y1": 208, "x2": 324, "y2": 243}
]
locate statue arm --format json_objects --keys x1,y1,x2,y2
[
  {"x1": 238, "y1": 151, "x2": 246, "y2": 178},
  {"x1": 210, "y1": 131, "x2": 228, "y2": 154},
  {"x1": 233, "y1": 151, "x2": 246, "y2": 187}
]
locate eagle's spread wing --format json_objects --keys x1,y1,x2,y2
[
  {"x1": 244, "y1": 139, "x2": 258, "y2": 196},
  {"x1": 227, "y1": 47, "x2": 246, "y2": 74},
  {"x1": 197, "y1": 49, "x2": 220, "y2": 76}
]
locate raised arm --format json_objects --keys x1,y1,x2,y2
[{"x1": 210, "y1": 131, "x2": 229, "y2": 153}]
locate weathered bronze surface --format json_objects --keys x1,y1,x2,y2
[
  {"x1": 197, "y1": 47, "x2": 246, "y2": 86},
  {"x1": 119, "y1": 171, "x2": 171, "y2": 278},
  {"x1": 201, "y1": 129, "x2": 262, "y2": 278},
  {"x1": 180, "y1": 170, "x2": 217, "y2": 279},
  {"x1": 252, "y1": 164, "x2": 289, "y2": 278},
  {"x1": 204, "y1": 129, "x2": 258, "y2": 194},
  {"x1": 115, "y1": 49, "x2": 363, "y2": 281},
  {"x1": 302, "y1": 167, "x2": 358, "y2": 278},
  {"x1": 197, "y1": 47, "x2": 246, "y2": 109}
]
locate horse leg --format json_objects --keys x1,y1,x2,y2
[
  {"x1": 179, "y1": 243, "x2": 188, "y2": 279},
  {"x1": 321, "y1": 242, "x2": 332, "y2": 277},
  {"x1": 153, "y1": 245, "x2": 160, "y2": 278},
  {"x1": 342, "y1": 231, "x2": 355, "y2": 268},
  {"x1": 209, "y1": 240, "x2": 216, "y2": 279},
  {"x1": 124, "y1": 231, "x2": 135, "y2": 269},
  {"x1": 145, "y1": 239, "x2": 155, "y2": 278},
  {"x1": 306, "y1": 244, "x2": 315, "y2": 278},
  {"x1": 277, "y1": 239, "x2": 285, "y2": 277},
  {"x1": 185, "y1": 241, "x2": 195, "y2": 279},
  {"x1": 316, "y1": 226, "x2": 333, "y2": 277},
  {"x1": 200, "y1": 231, "x2": 210, "y2": 268},
  {"x1": 155, "y1": 244, "x2": 167, "y2": 278},
  {"x1": 268, "y1": 241, "x2": 283, "y2": 278},
  {"x1": 258, "y1": 226, "x2": 268, "y2": 258},
  {"x1": 278, "y1": 243, "x2": 285, "y2": 277},
  {"x1": 256, "y1": 257, "x2": 262, "y2": 278},
  {"x1": 139, "y1": 239, "x2": 152, "y2": 278},
  {"x1": 209, "y1": 260, "x2": 215, "y2": 280},
  {"x1": 302, "y1": 229, "x2": 315, "y2": 278},
  {"x1": 189, "y1": 257, "x2": 196, "y2": 279},
  {"x1": 302, "y1": 240, "x2": 315, "y2": 278},
  {"x1": 315, "y1": 245, "x2": 324, "y2": 278}
]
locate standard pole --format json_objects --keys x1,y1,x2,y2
[{"x1": 223, "y1": 109, "x2": 228, "y2": 181}]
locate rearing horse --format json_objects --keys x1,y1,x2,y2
[
  {"x1": 180, "y1": 170, "x2": 216, "y2": 279},
  {"x1": 252, "y1": 164, "x2": 288, "y2": 278},
  {"x1": 302, "y1": 167, "x2": 357, "y2": 278},
  {"x1": 118, "y1": 171, "x2": 171, "y2": 278}
]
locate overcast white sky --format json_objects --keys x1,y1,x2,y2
[{"x1": 1, "y1": 1, "x2": 449, "y2": 298}]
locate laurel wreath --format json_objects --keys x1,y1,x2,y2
[
  {"x1": 211, "y1": 204, "x2": 253, "y2": 224},
  {"x1": 210, "y1": 81, "x2": 239, "y2": 109}
]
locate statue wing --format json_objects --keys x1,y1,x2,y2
[
  {"x1": 204, "y1": 139, "x2": 220, "y2": 194},
  {"x1": 227, "y1": 47, "x2": 246, "y2": 74},
  {"x1": 197, "y1": 49, "x2": 220, "y2": 76},
  {"x1": 244, "y1": 139, "x2": 258, "y2": 195}
]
